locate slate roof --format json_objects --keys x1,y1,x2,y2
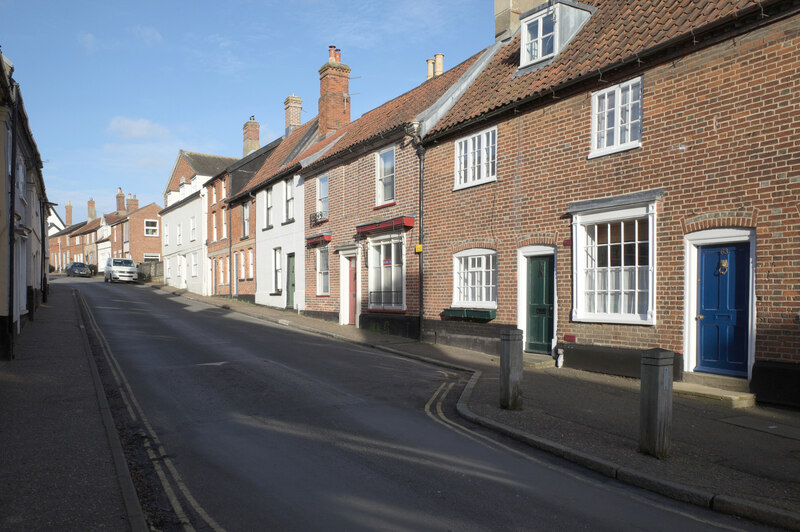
[
  {"x1": 51, "y1": 221, "x2": 87, "y2": 238},
  {"x1": 430, "y1": 0, "x2": 773, "y2": 136},
  {"x1": 72, "y1": 217, "x2": 101, "y2": 236},
  {"x1": 182, "y1": 151, "x2": 238, "y2": 178}
]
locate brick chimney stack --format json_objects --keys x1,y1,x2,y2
[
  {"x1": 284, "y1": 95, "x2": 303, "y2": 137},
  {"x1": 65, "y1": 201, "x2": 73, "y2": 226},
  {"x1": 126, "y1": 193, "x2": 139, "y2": 212},
  {"x1": 318, "y1": 45, "x2": 350, "y2": 138},
  {"x1": 88, "y1": 198, "x2": 96, "y2": 221},
  {"x1": 116, "y1": 187, "x2": 126, "y2": 213},
  {"x1": 243, "y1": 116, "x2": 260, "y2": 156}
]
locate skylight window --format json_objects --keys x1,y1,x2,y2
[{"x1": 519, "y1": 2, "x2": 594, "y2": 69}]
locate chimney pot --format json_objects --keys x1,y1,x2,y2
[
  {"x1": 318, "y1": 46, "x2": 351, "y2": 137},
  {"x1": 426, "y1": 58, "x2": 435, "y2": 80},
  {"x1": 434, "y1": 53, "x2": 444, "y2": 76}
]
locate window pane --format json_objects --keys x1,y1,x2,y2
[
  {"x1": 623, "y1": 267, "x2": 636, "y2": 291},
  {"x1": 610, "y1": 293, "x2": 621, "y2": 314},
  {"x1": 638, "y1": 290, "x2": 648, "y2": 314},
  {"x1": 624, "y1": 292, "x2": 635, "y2": 314}
]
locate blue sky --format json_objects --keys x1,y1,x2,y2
[{"x1": 1, "y1": 0, "x2": 492, "y2": 221}]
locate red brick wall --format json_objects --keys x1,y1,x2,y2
[
  {"x1": 229, "y1": 198, "x2": 256, "y2": 295},
  {"x1": 422, "y1": 15, "x2": 800, "y2": 363},
  {"x1": 165, "y1": 158, "x2": 195, "y2": 196},
  {"x1": 127, "y1": 204, "x2": 162, "y2": 262},
  {"x1": 303, "y1": 136, "x2": 421, "y2": 320},
  {"x1": 207, "y1": 177, "x2": 231, "y2": 295}
]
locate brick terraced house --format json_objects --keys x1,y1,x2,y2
[
  {"x1": 415, "y1": 0, "x2": 800, "y2": 406},
  {"x1": 205, "y1": 120, "x2": 282, "y2": 300}
]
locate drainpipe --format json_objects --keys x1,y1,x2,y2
[{"x1": 405, "y1": 122, "x2": 424, "y2": 341}]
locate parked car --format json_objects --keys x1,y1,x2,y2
[
  {"x1": 65, "y1": 262, "x2": 92, "y2": 277},
  {"x1": 104, "y1": 258, "x2": 138, "y2": 283}
]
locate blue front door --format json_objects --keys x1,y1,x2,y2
[{"x1": 697, "y1": 243, "x2": 749, "y2": 376}]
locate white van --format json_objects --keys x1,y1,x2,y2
[{"x1": 104, "y1": 258, "x2": 138, "y2": 283}]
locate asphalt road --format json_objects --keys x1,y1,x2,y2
[{"x1": 63, "y1": 277, "x2": 769, "y2": 531}]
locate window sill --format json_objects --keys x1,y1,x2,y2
[
  {"x1": 262, "y1": 225, "x2": 274, "y2": 231},
  {"x1": 240, "y1": 236, "x2": 249, "y2": 241},
  {"x1": 452, "y1": 177, "x2": 497, "y2": 192},
  {"x1": 443, "y1": 307, "x2": 496, "y2": 320},
  {"x1": 316, "y1": 294, "x2": 330, "y2": 298},
  {"x1": 270, "y1": 291, "x2": 282, "y2": 296},
  {"x1": 571, "y1": 311, "x2": 654, "y2": 326},
  {"x1": 368, "y1": 308, "x2": 406, "y2": 314},
  {"x1": 374, "y1": 201, "x2": 396, "y2": 210},
  {"x1": 587, "y1": 142, "x2": 641, "y2": 160},
  {"x1": 282, "y1": 219, "x2": 295, "y2": 226}
]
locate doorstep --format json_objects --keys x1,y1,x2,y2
[{"x1": 673, "y1": 381, "x2": 756, "y2": 409}]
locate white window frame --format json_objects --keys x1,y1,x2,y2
[
  {"x1": 243, "y1": 203, "x2": 250, "y2": 237},
  {"x1": 248, "y1": 248, "x2": 254, "y2": 279},
  {"x1": 376, "y1": 146, "x2": 395, "y2": 205},
  {"x1": 166, "y1": 258, "x2": 172, "y2": 280},
  {"x1": 265, "y1": 187, "x2": 273, "y2": 228},
  {"x1": 190, "y1": 216, "x2": 196, "y2": 241},
  {"x1": 176, "y1": 223, "x2": 182, "y2": 245},
  {"x1": 240, "y1": 251, "x2": 245, "y2": 279},
  {"x1": 317, "y1": 175, "x2": 329, "y2": 218},
  {"x1": 212, "y1": 185, "x2": 217, "y2": 205},
  {"x1": 164, "y1": 223, "x2": 169, "y2": 246},
  {"x1": 285, "y1": 179, "x2": 294, "y2": 222},
  {"x1": 571, "y1": 202, "x2": 657, "y2": 325},
  {"x1": 452, "y1": 248, "x2": 498, "y2": 309},
  {"x1": 143, "y1": 253, "x2": 160, "y2": 262},
  {"x1": 520, "y1": 8, "x2": 556, "y2": 66},
  {"x1": 212, "y1": 213, "x2": 217, "y2": 242},
  {"x1": 144, "y1": 219, "x2": 159, "y2": 237},
  {"x1": 273, "y1": 247, "x2": 282, "y2": 292},
  {"x1": 191, "y1": 252, "x2": 198, "y2": 277},
  {"x1": 317, "y1": 244, "x2": 330, "y2": 295},
  {"x1": 222, "y1": 209, "x2": 227, "y2": 239},
  {"x1": 368, "y1": 233, "x2": 406, "y2": 310},
  {"x1": 589, "y1": 77, "x2": 643, "y2": 159},
  {"x1": 220, "y1": 178, "x2": 226, "y2": 200},
  {"x1": 454, "y1": 126, "x2": 497, "y2": 190}
]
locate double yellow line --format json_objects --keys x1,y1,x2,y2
[{"x1": 77, "y1": 291, "x2": 225, "y2": 532}]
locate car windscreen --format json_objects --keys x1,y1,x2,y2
[
  {"x1": 73, "y1": 263, "x2": 86, "y2": 267},
  {"x1": 112, "y1": 259, "x2": 135, "y2": 266}
]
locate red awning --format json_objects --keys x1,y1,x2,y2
[
  {"x1": 355, "y1": 216, "x2": 415, "y2": 235},
  {"x1": 306, "y1": 233, "x2": 332, "y2": 246}
]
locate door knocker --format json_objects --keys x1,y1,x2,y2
[{"x1": 719, "y1": 248, "x2": 729, "y2": 275}]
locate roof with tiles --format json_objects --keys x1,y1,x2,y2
[
  {"x1": 181, "y1": 151, "x2": 238, "y2": 179},
  {"x1": 72, "y1": 217, "x2": 101, "y2": 236},
  {"x1": 304, "y1": 50, "x2": 484, "y2": 171},
  {"x1": 430, "y1": 0, "x2": 771, "y2": 136},
  {"x1": 231, "y1": 118, "x2": 319, "y2": 200},
  {"x1": 51, "y1": 221, "x2": 87, "y2": 238}
]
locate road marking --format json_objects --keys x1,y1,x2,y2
[
  {"x1": 77, "y1": 291, "x2": 226, "y2": 532},
  {"x1": 195, "y1": 361, "x2": 229, "y2": 367},
  {"x1": 424, "y1": 378, "x2": 749, "y2": 531}
]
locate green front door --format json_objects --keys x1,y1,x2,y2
[
  {"x1": 526, "y1": 255, "x2": 554, "y2": 353},
  {"x1": 286, "y1": 254, "x2": 295, "y2": 309}
]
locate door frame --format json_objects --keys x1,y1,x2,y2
[
  {"x1": 286, "y1": 253, "x2": 296, "y2": 310},
  {"x1": 683, "y1": 228, "x2": 756, "y2": 379},
  {"x1": 517, "y1": 245, "x2": 557, "y2": 355},
  {"x1": 338, "y1": 245, "x2": 361, "y2": 326}
]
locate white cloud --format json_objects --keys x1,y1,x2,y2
[
  {"x1": 130, "y1": 26, "x2": 163, "y2": 46},
  {"x1": 107, "y1": 117, "x2": 170, "y2": 140},
  {"x1": 77, "y1": 32, "x2": 99, "y2": 53}
]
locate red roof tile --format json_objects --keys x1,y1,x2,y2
[{"x1": 431, "y1": 0, "x2": 764, "y2": 136}]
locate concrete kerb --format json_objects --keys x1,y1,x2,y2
[
  {"x1": 73, "y1": 289, "x2": 149, "y2": 532},
  {"x1": 152, "y1": 286, "x2": 800, "y2": 530}
]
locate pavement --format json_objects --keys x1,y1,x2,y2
[{"x1": 1, "y1": 279, "x2": 799, "y2": 530}]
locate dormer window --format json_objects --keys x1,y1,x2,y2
[
  {"x1": 522, "y1": 11, "x2": 555, "y2": 65},
  {"x1": 519, "y1": 2, "x2": 594, "y2": 69}
]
